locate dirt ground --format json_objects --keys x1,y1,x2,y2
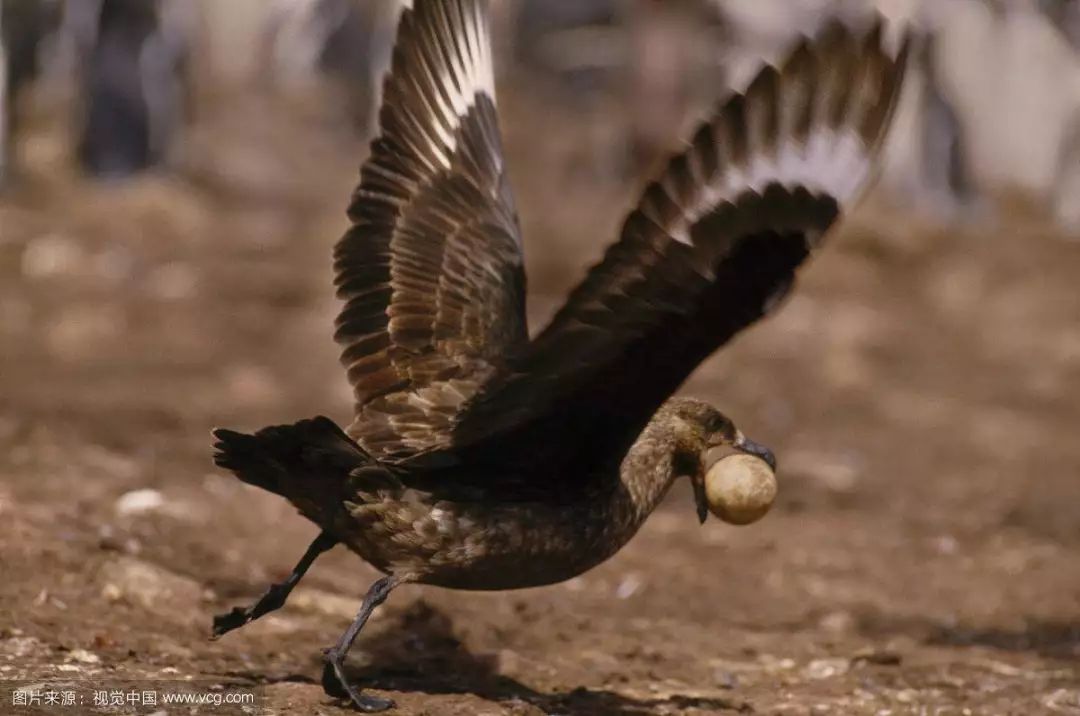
[{"x1": 2, "y1": 75, "x2": 1080, "y2": 716}]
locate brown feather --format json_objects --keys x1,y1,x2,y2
[
  {"x1": 437, "y1": 18, "x2": 911, "y2": 496},
  {"x1": 332, "y1": 7, "x2": 909, "y2": 504},
  {"x1": 333, "y1": 0, "x2": 525, "y2": 459}
]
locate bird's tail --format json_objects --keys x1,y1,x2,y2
[{"x1": 212, "y1": 417, "x2": 371, "y2": 509}]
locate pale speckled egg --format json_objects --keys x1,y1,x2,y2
[{"x1": 705, "y1": 454, "x2": 777, "y2": 525}]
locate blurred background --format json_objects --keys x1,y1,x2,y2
[{"x1": 2, "y1": 1, "x2": 1079, "y2": 714}]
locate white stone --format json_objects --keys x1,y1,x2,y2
[{"x1": 115, "y1": 489, "x2": 166, "y2": 516}]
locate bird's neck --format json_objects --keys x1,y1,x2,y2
[{"x1": 608, "y1": 411, "x2": 703, "y2": 535}]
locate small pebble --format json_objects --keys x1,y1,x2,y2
[
  {"x1": 615, "y1": 574, "x2": 643, "y2": 600},
  {"x1": 115, "y1": 489, "x2": 165, "y2": 516},
  {"x1": 803, "y1": 658, "x2": 849, "y2": 680},
  {"x1": 67, "y1": 649, "x2": 100, "y2": 664}
]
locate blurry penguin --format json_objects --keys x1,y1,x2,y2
[
  {"x1": 71, "y1": 0, "x2": 193, "y2": 179},
  {"x1": 0, "y1": 0, "x2": 62, "y2": 185},
  {"x1": 510, "y1": 0, "x2": 628, "y2": 178},
  {"x1": 879, "y1": 23, "x2": 981, "y2": 222},
  {"x1": 261, "y1": 0, "x2": 401, "y2": 136},
  {"x1": 915, "y1": 32, "x2": 977, "y2": 214},
  {"x1": 1054, "y1": 114, "x2": 1080, "y2": 235},
  {"x1": 1038, "y1": 0, "x2": 1080, "y2": 50},
  {"x1": 1, "y1": 4, "x2": 9, "y2": 183},
  {"x1": 625, "y1": 0, "x2": 731, "y2": 172},
  {"x1": 512, "y1": 0, "x2": 624, "y2": 94},
  {"x1": 512, "y1": 0, "x2": 729, "y2": 178}
]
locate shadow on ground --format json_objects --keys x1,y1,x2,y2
[
  {"x1": 327, "y1": 602, "x2": 752, "y2": 715},
  {"x1": 857, "y1": 611, "x2": 1080, "y2": 662}
]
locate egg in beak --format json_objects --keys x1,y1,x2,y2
[
  {"x1": 703, "y1": 453, "x2": 777, "y2": 525},
  {"x1": 692, "y1": 434, "x2": 778, "y2": 526}
]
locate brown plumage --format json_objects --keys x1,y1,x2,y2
[{"x1": 211, "y1": 2, "x2": 910, "y2": 711}]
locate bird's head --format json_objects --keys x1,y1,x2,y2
[{"x1": 659, "y1": 399, "x2": 778, "y2": 526}]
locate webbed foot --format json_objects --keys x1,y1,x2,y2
[
  {"x1": 318, "y1": 575, "x2": 404, "y2": 712},
  {"x1": 321, "y1": 660, "x2": 395, "y2": 712}
]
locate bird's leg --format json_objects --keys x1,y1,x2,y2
[
  {"x1": 212, "y1": 531, "x2": 338, "y2": 639},
  {"x1": 321, "y1": 575, "x2": 403, "y2": 713}
]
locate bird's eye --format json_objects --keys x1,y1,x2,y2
[{"x1": 706, "y1": 414, "x2": 732, "y2": 436}]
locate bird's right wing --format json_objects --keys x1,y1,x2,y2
[{"x1": 436, "y1": 19, "x2": 910, "y2": 496}]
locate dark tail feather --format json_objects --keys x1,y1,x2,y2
[{"x1": 212, "y1": 416, "x2": 369, "y2": 498}]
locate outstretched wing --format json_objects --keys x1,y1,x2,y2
[
  {"x1": 334, "y1": 0, "x2": 526, "y2": 459},
  {"x1": 443, "y1": 19, "x2": 910, "y2": 491}
]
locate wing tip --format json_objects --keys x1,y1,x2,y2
[{"x1": 621, "y1": 9, "x2": 912, "y2": 252}]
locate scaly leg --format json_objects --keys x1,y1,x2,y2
[
  {"x1": 212, "y1": 531, "x2": 338, "y2": 638},
  {"x1": 321, "y1": 575, "x2": 404, "y2": 713}
]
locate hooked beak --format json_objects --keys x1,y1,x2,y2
[
  {"x1": 691, "y1": 473, "x2": 709, "y2": 525},
  {"x1": 735, "y1": 435, "x2": 777, "y2": 472}
]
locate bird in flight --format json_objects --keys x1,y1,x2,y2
[{"x1": 211, "y1": 1, "x2": 909, "y2": 711}]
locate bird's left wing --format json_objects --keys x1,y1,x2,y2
[{"x1": 334, "y1": 0, "x2": 526, "y2": 460}]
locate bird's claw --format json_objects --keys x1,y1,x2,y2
[{"x1": 210, "y1": 606, "x2": 254, "y2": 639}]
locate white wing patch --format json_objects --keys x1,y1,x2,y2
[
  {"x1": 657, "y1": 24, "x2": 904, "y2": 249},
  {"x1": 410, "y1": 0, "x2": 496, "y2": 162},
  {"x1": 678, "y1": 127, "x2": 871, "y2": 238}
]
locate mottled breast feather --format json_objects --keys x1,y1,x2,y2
[
  {"x1": 438, "y1": 18, "x2": 911, "y2": 499},
  {"x1": 334, "y1": 0, "x2": 526, "y2": 459}
]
